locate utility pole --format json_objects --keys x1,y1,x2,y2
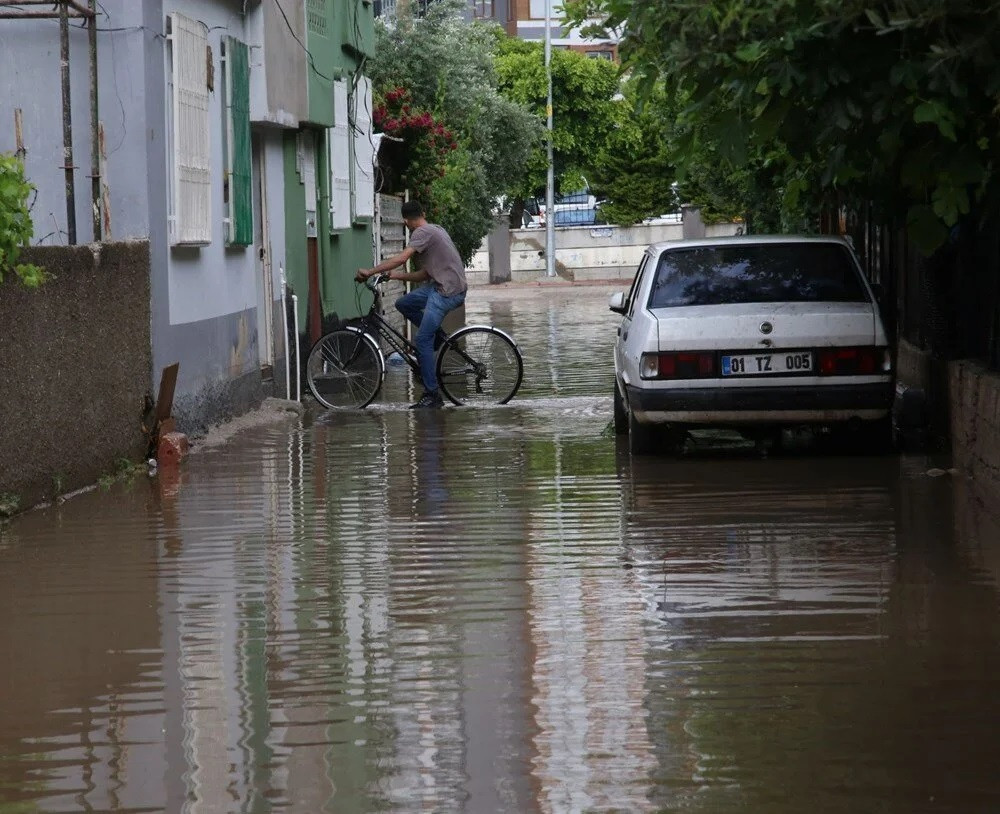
[
  {"x1": 544, "y1": 0, "x2": 555, "y2": 278},
  {"x1": 59, "y1": 0, "x2": 77, "y2": 244}
]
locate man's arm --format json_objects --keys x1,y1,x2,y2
[{"x1": 356, "y1": 246, "x2": 422, "y2": 281}]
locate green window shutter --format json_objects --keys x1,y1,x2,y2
[{"x1": 226, "y1": 37, "x2": 253, "y2": 247}]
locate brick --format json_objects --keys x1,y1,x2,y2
[{"x1": 157, "y1": 432, "x2": 189, "y2": 467}]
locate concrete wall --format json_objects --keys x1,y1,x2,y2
[
  {"x1": 949, "y1": 360, "x2": 1000, "y2": 510},
  {"x1": 254, "y1": 0, "x2": 307, "y2": 127},
  {"x1": 466, "y1": 221, "x2": 742, "y2": 284},
  {"x1": 0, "y1": 243, "x2": 152, "y2": 512}
]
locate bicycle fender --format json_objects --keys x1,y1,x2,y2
[{"x1": 341, "y1": 325, "x2": 386, "y2": 376}]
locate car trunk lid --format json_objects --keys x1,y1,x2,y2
[{"x1": 652, "y1": 302, "x2": 877, "y2": 351}]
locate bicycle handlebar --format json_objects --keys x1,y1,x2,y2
[{"x1": 363, "y1": 272, "x2": 391, "y2": 293}]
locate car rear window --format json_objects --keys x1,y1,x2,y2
[{"x1": 648, "y1": 243, "x2": 870, "y2": 307}]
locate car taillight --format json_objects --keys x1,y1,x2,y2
[
  {"x1": 817, "y1": 347, "x2": 891, "y2": 375},
  {"x1": 641, "y1": 351, "x2": 716, "y2": 379}
]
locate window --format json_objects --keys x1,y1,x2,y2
[
  {"x1": 351, "y1": 75, "x2": 375, "y2": 220},
  {"x1": 223, "y1": 37, "x2": 252, "y2": 246},
  {"x1": 529, "y1": 0, "x2": 563, "y2": 18},
  {"x1": 648, "y1": 244, "x2": 869, "y2": 308},
  {"x1": 471, "y1": 0, "x2": 494, "y2": 18},
  {"x1": 168, "y1": 12, "x2": 211, "y2": 245},
  {"x1": 329, "y1": 80, "x2": 351, "y2": 230},
  {"x1": 586, "y1": 50, "x2": 613, "y2": 60},
  {"x1": 625, "y1": 256, "x2": 649, "y2": 318},
  {"x1": 307, "y1": 0, "x2": 328, "y2": 35}
]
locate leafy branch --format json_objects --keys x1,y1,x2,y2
[{"x1": 0, "y1": 153, "x2": 45, "y2": 288}]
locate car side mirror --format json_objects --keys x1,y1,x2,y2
[{"x1": 609, "y1": 292, "x2": 627, "y2": 314}]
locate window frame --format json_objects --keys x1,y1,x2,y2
[{"x1": 167, "y1": 12, "x2": 212, "y2": 247}]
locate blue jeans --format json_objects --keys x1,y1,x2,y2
[{"x1": 395, "y1": 285, "x2": 466, "y2": 393}]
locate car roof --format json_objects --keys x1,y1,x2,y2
[{"x1": 647, "y1": 234, "x2": 853, "y2": 254}]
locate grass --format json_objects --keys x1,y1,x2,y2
[
  {"x1": 0, "y1": 492, "x2": 20, "y2": 519},
  {"x1": 98, "y1": 458, "x2": 146, "y2": 490}
]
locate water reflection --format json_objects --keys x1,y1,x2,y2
[{"x1": 1, "y1": 286, "x2": 999, "y2": 812}]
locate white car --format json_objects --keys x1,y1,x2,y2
[{"x1": 610, "y1": 235, "x2": 894, "y2": 454}]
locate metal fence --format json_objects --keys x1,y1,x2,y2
[{"x1": 842, "y1": 207, "x2": 1000, "y2": 370}]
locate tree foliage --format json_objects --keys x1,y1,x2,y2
[
  {"x1": 0, "y1": 154, "x2": 44, "y2": 288},
  {"x1": 565, "y1": 0, "x2": 1000, "y2": 252},
  {"x1": 589, "y1": 77, "x2": 678, "y2": 225},
  {"x1": 494, "y1": 36, "x2": 620, "y2": 204},
  {"x1": 370, "y1": 0, "x2": 539, "y2": 262}
]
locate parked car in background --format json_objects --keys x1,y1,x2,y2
[
  {"x1": 522, "y1": 188, "x2": 603, "y2": 228},
  {"x1": 610, "y1": 236, "x2": 894, "y2": 455}
]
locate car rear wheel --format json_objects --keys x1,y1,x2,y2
[
  {"x1": 628, "y1": 411, "x2": 656, "y2": 455},
  {"x1": 613, "y1": 382, "x2": 629, "y2": 435}
]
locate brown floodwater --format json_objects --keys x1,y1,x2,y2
[{"x1": 2, "y1": 285, "x2": 1000, "y2": 813}]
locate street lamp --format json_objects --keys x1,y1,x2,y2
[{"x1": 544, "y1": 0, "x2": 556, "y2": 278}]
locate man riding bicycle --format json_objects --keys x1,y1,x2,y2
[{"x1": 356, "y1": 201, "x2": 468, "y2": 409}]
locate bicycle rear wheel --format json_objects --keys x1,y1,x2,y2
[
  {"x1": 437, "y1": 326, "x2": 523, "y2": 406},
  {"x1": 306, "y1": 328, "x2": 385, "y2": 409}
]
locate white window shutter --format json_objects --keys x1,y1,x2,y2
[
  {"x1": 352, "y1": 75, "x2": 375, "y2": 220},
  {"x1": 329, "y1": 80, "x2": 352, "y2": 230},
  {"x1": 171, "y1": 13, "x2": 212, "y2": 245}
]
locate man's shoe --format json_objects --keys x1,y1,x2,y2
[{"x1": 410, "y1": 390, "x2": 444, "y2": 409}]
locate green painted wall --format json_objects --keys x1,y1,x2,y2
[
  {"x1": 305, "y1": 0, "x2": 335, "y2": 126},
  {"x1": 287, "y1": 0, "x2": 376, "y2": 333},
  {"x1": 317, "y1": 130, "x2": 375, "y2": 322}
]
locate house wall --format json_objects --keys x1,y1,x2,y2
[
  {"x1": 284, "y1": 0, "x2": 376, "y2": 340},
  {"x1": 0, "y1": 2, "x2": 155, "y2": 244},
  {"x1": 255, "y1": 0, "x2": 308, "y2": 127}
]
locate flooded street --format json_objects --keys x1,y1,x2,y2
[{"x1": 3, "y1": 284, "x2": 1000, "y2": 813}]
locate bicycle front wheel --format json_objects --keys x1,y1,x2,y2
[
  {"x1": 437, "y1": 326, "x2": 523, "y2": 406},
  {"x1": 306, "y1": 328, "x2": 385, "y2": 409}
]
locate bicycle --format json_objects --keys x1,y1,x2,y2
[{"x1": 306, "y1": 273, "x2": 523, "y2": 409}]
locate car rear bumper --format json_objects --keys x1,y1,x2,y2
[{"x1": 625, "y1": 381, "x2": 894, "y2": 425}]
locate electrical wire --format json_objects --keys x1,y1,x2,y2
[{"x1": 273, "y1": 0, "x2": 335, "y2": 82}]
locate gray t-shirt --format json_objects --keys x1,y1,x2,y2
[{"x1": 409, "y1": 224, "x2": 467, "y2": 297}]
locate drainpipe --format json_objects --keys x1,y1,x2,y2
[
  {"x1": 59, "y1": 0, "x2": 77, "y2": 244},
  {"x1": 88, "y1": 0, "x2": 101, "y2": 241},
  {"x1": 292, "y1": 293, "x2": 301, "y2": 402},
  {"x1": 280, "y1": 264, "x2": 291, "y2": 400}
]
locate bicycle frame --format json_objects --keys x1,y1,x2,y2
[{"x1": 356, "y1": 279, "x2": 462, "y2": 374}]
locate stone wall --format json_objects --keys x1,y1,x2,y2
[
  {"x1": 949, "y1": 360, "x2": 1000, "y2": 511},
  {"x1": 0, "y1": 242, "x2": 151, "y2": 512}
]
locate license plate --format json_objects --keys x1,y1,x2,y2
[{"x1": 721, "y1": 351, "x2": 813, "y2": 376}]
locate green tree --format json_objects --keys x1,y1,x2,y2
[
  {"x1": 565, "y1": 0, "x2": 1000, "y2": 252},
  {"x1": 588, "y1": 77, "x2": 678, "y2": 225},
  {"x1": 494, "y1": 36, "x2": 620, "y2": 224},
  {"x1": 0, "y1": 153, "x2": 44, "y2": 288},
  {"x1": 370, "y1": 0, "x2": 539, "y2": 262}
]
